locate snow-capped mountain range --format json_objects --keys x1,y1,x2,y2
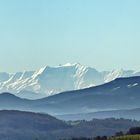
[{"x1": 0, "y1": 63, "x2": 140, "y2": 99}]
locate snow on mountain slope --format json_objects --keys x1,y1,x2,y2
[
  {"x1": 0, "y1": 72, "x2": 10, "y2": 82},
  {"x1": 104, "y1": 69, "x2": 140, "y2": 83},
  {"x1": 0, "y1": 63, "x2": 140, "y2": 99}
]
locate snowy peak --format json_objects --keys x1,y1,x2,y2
[
  {"x1": 59, "y1": 62, "x2": 81, "y2": 67},
  {"x1": 0, "y1": 63, "x2": 140, "y2": 99}
]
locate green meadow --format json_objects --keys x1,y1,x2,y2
[{"x1": 109, "y1": 135, "x2": 140, "y2": 140}]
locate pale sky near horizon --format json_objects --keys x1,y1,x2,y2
[{"x1": 0, "y1": 0, "x2": 140, "y2": 72}]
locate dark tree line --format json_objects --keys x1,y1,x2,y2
[
  {"x1": 61, "y1": 127, "x2": 140, "y2": 140},
  {"x1": 127, "y1": 127, "x2": 140, "y2": 135},
  {"x1": 61, "y1": 136, "x2": 107, "y2": 140}
]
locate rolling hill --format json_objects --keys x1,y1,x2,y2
[
  {"x1": 57, "y1": 108, "x2": 140, "y2": 121},
  {"x1": 0, "y1": 110, "x2": 70, "y2": 140},
  {"x1": 0, "y1": 110, "x2": 140, "y2": 140},
  {"x1": 0, "y1": 76, "x2": 140, "y2": 116},
  {"x1": 35, "y1": 76, "x2": 140, "y2": 115}
]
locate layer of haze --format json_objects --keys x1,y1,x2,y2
[{"x1": 0, "y1": 0, "x2": 140, "y2": 72}]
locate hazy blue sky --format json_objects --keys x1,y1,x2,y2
[{"x1": 0, "y1": 0, "x2": 140, "y2": 72}]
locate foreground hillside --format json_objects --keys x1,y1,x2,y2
[
  {"x1": 109, "y1": 135, "x2": 140, "y2": 140},
  {"x1": 62, "y1": 135, "x2": 140, "y2": 140},
  {"x1": 0, "y1": 110, "x2": 140, "y2": 140}
]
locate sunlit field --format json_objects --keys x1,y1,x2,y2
[{"x1": 109, "y1": 135, "x2": 140, "y2": 140}]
